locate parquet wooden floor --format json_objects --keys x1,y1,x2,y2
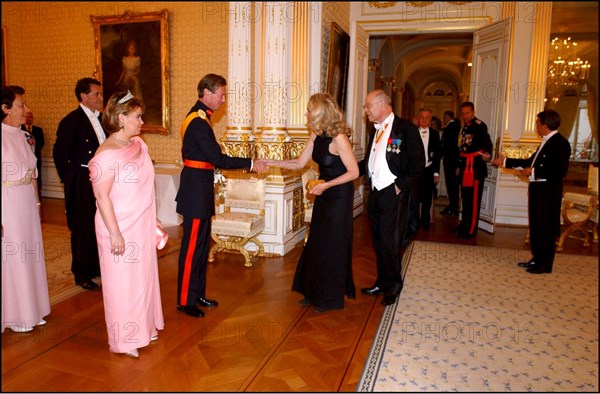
[{"x1": 2, "y1": 196, "x2": 596, "y2": 392}]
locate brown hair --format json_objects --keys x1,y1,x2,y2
[
  {"x1": 1, "y1": 85, "x2": 25, "y2": 121},
  {"x1": 101, "y1": 91, "x2": 144, "y2": 134},
  {"x1": 197, "y1": 74, "x2": 227, "y2": 98},
  {"x1": 306, "y1": 93, "x2": 351, "y2": 138}
]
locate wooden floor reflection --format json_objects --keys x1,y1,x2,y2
[{"x1": 1, "y1": 196, "x2": 597, "y2": 392}]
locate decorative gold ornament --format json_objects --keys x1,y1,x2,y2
[
  {"x1": 406, "y1": 2, "x2": 433, "y2": 7},
  {"x1": 290, "y1": 140, "x2": 306, "y2": 159},
  {"x1": 368, "y1": 2, "x2": 397, "y2": 8},
  {"x1": 292, "y1": 188, "x2": 304, "y2": 231},
  {"x1": 220, "y1": 140, "x2": 255, "y2": 159},
  {"x1": 255, "y1": 141, "x2": 293, "y2": 160}
]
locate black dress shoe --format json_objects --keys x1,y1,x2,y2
[
  {"x1": 314, "y1": 306, "x2": 328, "y2": 314},
  {"x1": 382, "y1": 294, "x2": 398, "y2": 306},
  {"x1": 517, "y1": 261, "x2": 536, "y2": 268},
  {"x1": 77, "y1": 279, "x2": 100, "y2": 290},
  {"x1": 361, "y1": 286, "x2": 384, "y2": 296},
  {"x1": 440, "y1": 207, "x2": 457, "y2": 216},
  {"x1": 197, "y1": 297, "x2": 218, "y2": 307},
  {"x1": 177, "y1": 305, "x2": 205, "y2": 318},
  {"x1": 457, "y1": 232, "x2": 475, "y2": 239},
  {"x1": 526, "y1": 267, "x2": 551, "y2": 274},
  {"x1": 298, "y1": 298, "x2": 311, "y2": 306}
]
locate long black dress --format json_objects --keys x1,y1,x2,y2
[{"x1": 292, "y1": 134, "x2": 356, "y2": 309}]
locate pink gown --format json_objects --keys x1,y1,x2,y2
[
  {"x1": 89, "y1": 137, "x2": 164, "y2": 353},
  {"x1": 1, "y1": 123, "x2": 50, "y2": 333}
]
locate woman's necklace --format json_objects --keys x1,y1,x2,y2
[{"x1": 114, "y1": 134, "x2": 131, "y2": 146}]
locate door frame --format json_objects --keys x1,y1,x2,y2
[{"x1": 347, "y1": 16, "x2": 509, "y2": 232}]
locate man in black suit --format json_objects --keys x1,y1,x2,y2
[
  {"x1": 22, "y1": 112, "x2": 45, "y2": 199},
  {"x1": 492, "y1": 110, "x2": 571, "y2": 274},
  {"x1": 53, "y1": 78, "x2": 107, "y2": 290},
  {"x1": 440, "y1": 110, "x2": 461, "y2": 216},
  {"x1": 415, "y1": 108, "x2": 441, "y2": 230},
  {"x1": 456, "y1": 102, "x2": 493, "y2": 239},
  {"x1": 176, "y1": 73, "x2": 267, "y2": 318},
  {"x1": 360, "y1": 90, "x2": 425, "y2": 306}
]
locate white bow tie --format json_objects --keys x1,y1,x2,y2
[
  {"x1": 420, "y1": 128, "x2": 428, "y2": 133},
  {"x1": 374, "y1": 123, "x2": 385, "y2": 132}
]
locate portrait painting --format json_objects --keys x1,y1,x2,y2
[
  {"x1": 91, "y1": 9, "x2": 170, "y2": 134},
  {"x1": 326, "y1": 22, "x2": 350, "y2": 112}
]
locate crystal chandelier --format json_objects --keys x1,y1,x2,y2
[{"x1": 547, "y1": 37, "x2": 590, "y2": 103}]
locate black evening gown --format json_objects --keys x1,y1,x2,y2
[{"x1": 292, "y1": 134, "x2": 356, "y2": 309}]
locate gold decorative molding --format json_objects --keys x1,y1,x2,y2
[
  {"x1": 257, "y1": 126, "x2": 288, "y2": 133},
  {"x1": 254, "y1": 141, "x2": 293, "y2": 160},
  {"x1": 368, "y1": 2, "x2": 397, "y2": 8},
  {"x1": 501, "y1": 139, "x2": 540, "y2": 160},
  {"x1": 227, "y1": 126, "x2": 253, "y2": 131},
  {"x1": 290, "y1": 140, "x2": 306, "y2": 159},
  {"x1": 292, "y1": 188, "x2": 304, "y2": 231},
  {"x1": 220, "y1": 141, "x2": 255, "y2": 159},
  {"x1": 406, "y1": 2, "x2": 432, "y2": 7}
]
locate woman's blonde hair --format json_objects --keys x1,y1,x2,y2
[
  {"x1": 102, "y1": 91, "x2": 144, "y2": 134},
  {"x1": 306, "y1": 93, "x2": 351, "y2": 138}
]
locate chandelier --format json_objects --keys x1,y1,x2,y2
[{"x1": 547, "y1": 37, "x2": 590, "y2": 103}]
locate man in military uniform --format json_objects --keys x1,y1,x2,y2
[
  {"x1": 440, "y1": 110, "x2": 461, "y2": 216},
  {"x1": 176, "y1": 73, "x2": 267, "y2": 318},
  {"x1": 455, "y1": 101, "x2": 493, "y2": 239}
]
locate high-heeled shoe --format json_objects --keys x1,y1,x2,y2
[
  {"x1": 37, "y1": 319, "x2": 47, "y2": 326},
  {"x1": 124, "y1": 349, "x2": 139, "y2": 358},
  {"x1": 151, "y1": 335, "x2": 158, "y2": 341},
  {"x1": 10, "y1": 325, "x2": 33, "y2": 333}
]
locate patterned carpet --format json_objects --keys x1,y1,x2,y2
[
  {"x1": 42, "y1": 223, "x2": 181, "y2": 306},
  {"x1": 42, "y1": 223, "x2": 82, "y2": 306},
  {"x1": 358, "y1": 241, "x2": 599, "y2": 392}
]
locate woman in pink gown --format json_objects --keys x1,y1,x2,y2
[
  {"x1": 2, "y1": 85, "x2": 50, "y2": 333},
  {"x1": 89, "y1": 91, "x2": 163, "y2": 358}
]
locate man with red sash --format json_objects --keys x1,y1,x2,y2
[
  {"x1": 176, "y1": 73, "x2": 267, "y2": 318},
  {"x1": 456, "y1": 101, "x2": 493, "y2": 239}
]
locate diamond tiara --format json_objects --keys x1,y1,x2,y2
[{"x1": 118, "y1": 90, "x2": 134, "y2": 104}]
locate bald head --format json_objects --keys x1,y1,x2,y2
[{"x1": 364, "y1": 90, "x2": 393, "y2": 124}]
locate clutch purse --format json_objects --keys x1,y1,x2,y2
[
  {"x1": 306, "y1": 179, "x2": 324, "y2": 192},
  {"x1": 156, "y1": 223, "x2": 169, "y2": 250}
]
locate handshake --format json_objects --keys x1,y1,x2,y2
[
  {"x1": 252, "y1": 158, "x2": 270, "y2": 173},
  {"x1": 251, "y1": 158, "x2": 306, "y2": 174}
]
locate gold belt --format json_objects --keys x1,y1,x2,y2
[{"x1": 2, "y1": 169, "x2": 35, "y2": 186}]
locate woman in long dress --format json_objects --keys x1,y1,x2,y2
[
  {"x1": 267, "y1": 93, "x2": 358, "y2": 313},
  {"x1": 89, "y1": 91, "x2": 163, "y2": 357},
  {"x1": 2, "y1": 85, "x2": 50, "y2": 333}
]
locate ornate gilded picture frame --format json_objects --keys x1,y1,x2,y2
[
  {"x1": 91, "y1": 9, "x2": 170, "y2": 134},
  {"x1": 326, "y1": 22, "x2": 350, "y2": 112},
  {"x1": 1, "y1": 26, "x2": 6, "y2": 86}
]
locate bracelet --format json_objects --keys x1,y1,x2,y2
[{"x1": 109, "y1": 231, "x2": 121, "y2": 237}]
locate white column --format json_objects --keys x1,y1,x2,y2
[
  {"x1": 259, "y1": 1, "x2": 291, "y2": 141},
  {"x1": 227, "y1": 1, "x2": 253, "y2": 137},
  {"x1": 224, "y1": 2, "x2": 254, "y2": 158}
]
